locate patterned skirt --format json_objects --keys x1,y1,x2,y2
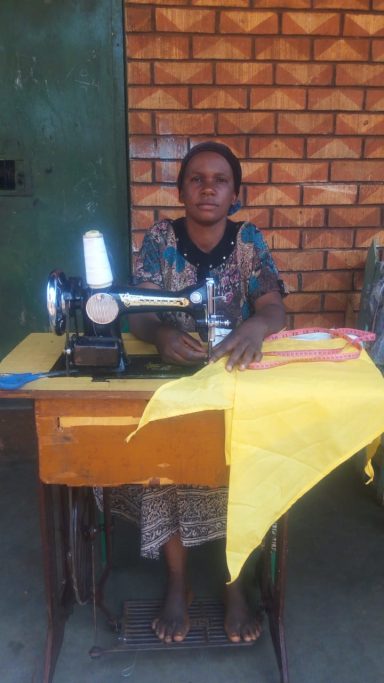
[{"x1": 94, "y1": 485, "x2": 228, "y2": 559}]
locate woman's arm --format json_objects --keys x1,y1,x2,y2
[
  {"x1": 128, "y1": 282, "x2": 207, "y2": 366},
  {"x1": 209, "y1": 290, "x2": 286, "y2": 372}
]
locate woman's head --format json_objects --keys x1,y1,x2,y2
[
  {"x1": 177, "y1": 142, "x2": 242, "y2": 224},
  {"x1": 177, "y1": 142, "x2": 242, "y2": 195}
]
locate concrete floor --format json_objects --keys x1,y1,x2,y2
[{"x1": 1, "y1": 442, "x2": 384, "y2": 683}]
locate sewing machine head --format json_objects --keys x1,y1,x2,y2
[
  {"x1": 47, "y1": 269, "x2": 230, "y2": 374},
  {"x1": 47, "y1": 230, "x2": 230, "y2": 375}
]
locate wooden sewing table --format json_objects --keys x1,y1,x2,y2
[{"x1": 0, "y1": 333, "x2": 288, "y2": 683}]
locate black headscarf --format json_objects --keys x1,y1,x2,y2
[{"x1": 177, "y1": 141, "x2": 242, "y2": 196}]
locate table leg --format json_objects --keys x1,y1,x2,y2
[
  {"x1": 261, "y1": 514, "x2": 289, "y2": 683},
  {"x1": 92, "y1": 488, "x2": 119, "y2": 628},
  {"x1": 38, "y1": 481, "x2": 74, "y2": 683}
]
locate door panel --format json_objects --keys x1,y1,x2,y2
[{"x1": 0, "y1": 0, "x2": 129, "y2": 359}]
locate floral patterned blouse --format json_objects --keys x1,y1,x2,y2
[{"x1": 134, "y1": 218, "x2": 285, "y2": 332}]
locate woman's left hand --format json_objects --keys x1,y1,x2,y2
[
  {"x1": 209, "y1": 292, "x2": 286, "y2": 372},
  {"x1": 209, "y1": 317, "x2": 266, "y2": 371}
]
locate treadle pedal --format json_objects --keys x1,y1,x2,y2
[{"x1": 118, "y1": 597, "x2": 258, "y2": 650}]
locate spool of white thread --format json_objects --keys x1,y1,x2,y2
[{"x1": 83, "y1": 230, "x2": 113, "y2": 289}]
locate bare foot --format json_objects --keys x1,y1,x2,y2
[
  {"x1": 224, "y1": 579, "x2": 261, "y2": 643},
  {"x1": 152, "y1": 576, "x2": 192, "y2": 643}
]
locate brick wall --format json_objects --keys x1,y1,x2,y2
[{"x1": 125, "y1": 0, "x2": 384, "y2": 328}]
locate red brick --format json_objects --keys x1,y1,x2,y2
[
  {"x1": 220, "y1": 11, "x2": 278, "y2": 34},
  {"x1": 278, "y1": 113, "x2": 333, "y2": 135},
  {"x1": 336, "y1": 113, "x2": 384, "y2": 135},
  {"x1": 191, "y1": 0, "x2": 248, "y2": 5},
  {"x1": 373, "y1": 0, "x2": 384, "y2": 8},
  {"x1": 252, "y1": 0, "x2": 310, "y2": 6},
  {"x1": 127, "y1": 35, "x2": 188, "y2": 60},
  {"x1": 283, "y1": 12, "x2": 340, "y2": 35},
  {"x1": 250, "y1": 136, "x2": 304, "y2": 158},
  {"x1": 348, "y1": 292, "x2": 362, "y2": 313},
  {"x1": 354, "y1": 270, "x2": 365, "y2": 290},
  {"x1": 158, "y1": 207, "x2": 185, "y2": 221},
  {"x1": 124, "y1": 0, "x2": 384, "y2": 315},
  {"x1": 336, "y1": 63, "x2": 384, "y2": 86},
  {"x1": 155, "y1": 112, "x2": 215, "y2": 135},
  {"x1": 359, "y1": 184, "x2": 384, "y2": 204},
  {"x1": 328, "y1": 206, "x2": 381, "y2": 228},
  {"x1": 284, "y1": 293, "x2": 322, "y2": 313},
  {"x1": 232, "y1": 191, "x2": 251, "y2": 213},
  {"x1": 125, "y1": 6, "x2": 153, "y2": 32},
  {"x1": 364, "y1": 138, "x2": 384, "y2": 157},
  {"x1": 273, "y1": 251, "x2": 324, "y2": 271},
  {"x1": 268, "y1": 229, "x2": 301, "y2": 249},
  {"x1": 193, "y1": 36, "x2": 252, "y2": 60},
  {"x1": 250, "y1": 87, "x2": 306, "y2": 110},
  {"x1": 129, "y1": 137, "x2": 188, "y2": 160},
  {"x1": 344, "y1": 13, "x2": 384, "y2": 37},
  {"x1": 280, "y1": 272, "x2": 299, "y2": 292},
  {"x1": 247, "y1": 184, "x2": 300, "y2": 206},
  {"x1": 218, "y1": 112, "x2": 275, "y2": 135},
  {"x1": 154, "y1": 62, "x2": 213, "y2": 85},
  {"x1": 129, "y1": 0, "x2": 186, "y2": 4},
  {"x1": 241, "y1": 161, "x2": 269, "y2": 183},
  {"x1": 190, "y1": 136, "x2": 247, "y2": 158},
  {"x1": 240, "y1": 208, "x2": 271, "y2": 228},
  {"x1": 155, "y1": 8, "x2": 215, "y2": 33},
  {"x1": 307, "y1": 138, "x2": 361, "y2": 159},
  {"x1": 323, "y1": 293, "x2": 348, "y2": 311},
  {"x1": 373, "y1": 40, "x2": 384, "y2": 61},
  {"x1": 128, "y1": 112, "x2": 153, "y2": 135},
  {"x1": 272, "y1": 161, "x2": 328, "y2": 183},
  {"x1": 302, "y1": 229, "x2": 354, "y2": 249},
  {"x1": 366, "y1": 90, "x2": 384, "y2": 111},
  {"x1": 326, "y1": 250, "x2": 366, "y2": 270},
  {"x1": 216, "y1": 62, "x2": 273, "y2": 85},
  {"x1": 130, "y1": 159, "x2": 153, "y2": 183},
  {"x1": 273, "y1": 207, "x2": 325, "y2": 228},
  {"x1": 155, "y1": 160, "x2": 179, "y2": 183},
  {"x1": 302, "y1": 271, "x2": 353, "y2": 291},
  {"x1": 263, "y1": 230, "x2": 272, "y2": 250},
  {"x1": 294, "y1": 312, "x2": 346, "y2": 327},
  {"x1": 314, "y1": 39, "x2": 369, "y2": 61},
  {"x1": 128, "y1": 86, "x2": 188, "y2": 110},
  {"x1": 355, "y1": 228, "x2": 384, "y2": 247},
  {"x1": 255, "y1": 37, "x2": 310, "y2": 61},
  {"x1": 313, "y1": 0, "x2": 369, "y2": 8},
  {"x1": 131, "y1": 210, "x2": 156, "y2": 231},
  {"x1": 127, "y1": 62, "x2": 151, "y2": 85},
  {"x1": 275, "y1": 63, "x2": 333, "y2": 85},
  {"x1": 192, "y1": 87, "x2": 247, "y2": 109},
  {"x1": 131, "y1": 184, "x2": 179, "y2": 207},
  {"x1": 131, "y1": 230, "x2": 147, "y2": 254},
  {"x1": 308, "y1": 88, "x2": 364, "y2": 111},
  {"x1": 303, "y1": 184, "x2": 357, "y2": 205},
  {"x1": 331, "y1": 160, "x2": 384, "y2": 182}
]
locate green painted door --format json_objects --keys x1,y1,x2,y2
[{"x1": 0, "y1": 0, "x2": 129, "y2": 360}]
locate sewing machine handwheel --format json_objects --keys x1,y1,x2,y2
[
  {"x1": 47, "y1": 270, "x2": 68, "y2": 335},
  {"x1": 66, "y1": 487, "x2": 97, "y2": 605}
]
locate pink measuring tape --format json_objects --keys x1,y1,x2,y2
[{"x1": 249, "y1": 327, "x2": 376, "y2": 370}]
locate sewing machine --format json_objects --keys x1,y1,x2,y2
[
  {"x1": 14, "y1": 232, "x2": 287, "y2": 682},
  {"x1": 46, "y1": 270, "x2": 230, "y2": 376}
]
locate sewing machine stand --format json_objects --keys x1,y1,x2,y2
[{"x1": 59, "y1": 486, "x2": 289, "y2": 682}]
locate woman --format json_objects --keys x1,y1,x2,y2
[{"x1": 117, "y1": 142, "x2": 286, "y2": 644}]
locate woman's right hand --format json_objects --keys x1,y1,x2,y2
[{"x1": 154, "y1": 326, "x2": 207, "y2": 366}]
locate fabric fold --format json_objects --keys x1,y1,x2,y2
[{"x1": 125, "y1": 339, "x2": 384, "y2": 581}]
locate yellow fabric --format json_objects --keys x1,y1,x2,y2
[
  {"x1": 126, "y1": 338, "x2": 384, "y2": 581},
  {"x1": 364, "y1": 436, "x2": 381, "y2": 483}
]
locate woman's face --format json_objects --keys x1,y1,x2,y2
[{"x1": 179, "y1": 151, "x2": 237, "y2": 226}]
